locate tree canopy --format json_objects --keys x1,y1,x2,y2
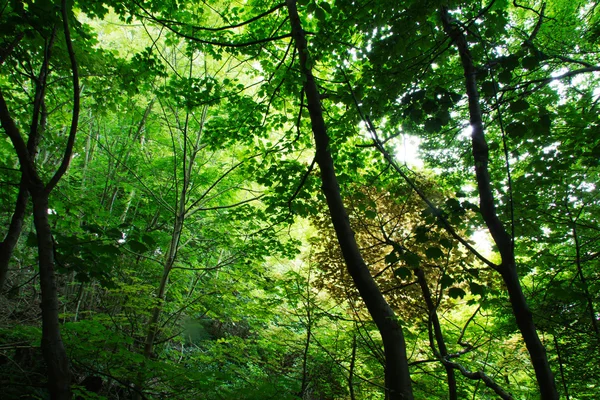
[{"x1": 1, "y1": 0, "x2": 598, "y2": 399}]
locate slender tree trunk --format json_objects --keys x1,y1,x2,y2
[
  {"x1": 571, "y1": 223, "x2": 599, "y2": 336},
  {"x1": 0, "y1": 179, "x2": 29, "y2": 292},
  {"x1": 348, "y1": 331, "x2": 357, "y2": 400},
  {"x1": 553, "y1": 335, "x2": 570, "y2": 400},
  {"x1": 500, "y1": 264, "x2": 557, "y2": 396},
  {"x1": 136, "y1": 100, "x2": 198, "y2": 397},
  {"x1": 299, "y1": 299, "x2": 312, "y2": 397},
  {"x1": 286, "y1": 2, "x2": 413, "y2": 398},
  {"x1": 415, "y1": 268, "x2": 457, "y2": 400},
  {"x1": 142, "y1": 215, "x2": 181, "y2": 359},
  {"x1": 417, "y1": 266, "x2": 513, "y2": 398},
  {"x1": 440, "y1": 8, "x2": 558, "y2": 399},
  {"x1": 73, "y1": 282, "x2": 85, "y2": 322}
]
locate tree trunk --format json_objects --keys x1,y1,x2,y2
[
  {"x1": 0, "y1": 2, "x2": 79, "y2": 397},
  {"x1": 349, "y1": 331, "x2": 357, "y2": 400},
  {"x1": 415, "y1": 268, "x2": 457, "y2": 400},
  {"x1": 286, "y1": 1, "x2": 414, "y2": 398},
  {"x1": 0, "y1": 179, "x2": 29, "y2": 292},
  {"x1": 32, "y1": 190, "x2": 72, "y2": 400},
  {"x1": 501, "y1": 264, "x2": 557, "y2": 397},
  {"x1": 571, "y1": 223, "x2": 599, "y2": 336},
  {"x1": 440, "y1": 7, "x2": 558, "y2": 399}
]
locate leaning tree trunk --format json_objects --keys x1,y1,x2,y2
[
  {"x1": 440, "y1": 8, "x2": 558, "y2": 400},
  {"x1": 286, "y1": 1, "x2": 414, "y2": 398},
  {"x1": 0, "y1": 91, "x2": 46, "y2": 293},
  {"x1": 0, "y1": 180, "x2": 29, "y2": 292}
]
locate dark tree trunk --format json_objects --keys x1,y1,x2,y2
[
  {"x1": 500, "y1": 264, "x2": 557, "y2": 398},
  {"x1": 0, "y1": 2, "x2": 79, "y2": 397},
  {"x1": 440, "y1": 7, "x2": 558, "y2": 399},
  {"x1": 32, "y1": 190, "x2": 72, "y2": 400},
  {"x1": 415, "y1": 268, "x2": 457, "y2": 400},
  {"x1": 0, "y1": 98, "x2": 74, "y2": 399},
  {"x1": 417, "y1": 269, "x2": 513, "y2": 399},
  {"x1": 286, "y1": 1, "x2": 414, "y2": 398},
  {"x1": 0, "y1": 179, "x2": 29, "y2": 292}
]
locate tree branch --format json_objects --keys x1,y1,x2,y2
[
  {"x1": 341, "y1": 71, "x2": 499, "y2": 271},
  {"x1": 46, "y1": 0, "x2": 80, "y2": 193},
  {"x1": 143, "y1": 2, "x2": 286, "y2": 32},
  {"x1": 287, "y1": 156, "x2": 316, "y2": 213}
]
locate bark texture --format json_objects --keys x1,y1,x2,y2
[{"x1": 286, "y1": 1, "x2": 414, "y2": 398}]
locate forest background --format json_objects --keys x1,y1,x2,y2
[{"x1": 0, "y1": 0, "x2": 599, "y2": 399}]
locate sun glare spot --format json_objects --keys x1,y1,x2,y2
[
  {"x1": 459, "y1": 124, "x2": 473, "y2": 140},
  {"x1": 393, "y1": 134, "x2": 423, "y2": 168}
]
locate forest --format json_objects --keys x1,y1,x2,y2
[{"x1": 0, "y1": 0, "x2": 599, "y2": 399}]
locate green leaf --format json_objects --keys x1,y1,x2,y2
[
  {"x1": 538, "y1": 113, "x2": 552, "y2": 134},
  {"x1": 424, "y1": 118, "x2": 442, "y2": 133},
  {"x1": 425, "y1": 246, "x2": 444, "y2": 259},
  {"x1": 401, "y1": 251, "x2": 421, "y2": 267},
  {"x1": 394, "y1": 267, "x2": 411, "y2": 279},
  {"x1": 414, "y1": 226, "x2": 429, "y2": 243},
  {"x1": 436, "y1": 110, "x2": 451, "y2": 126},
  {"x1": 440, "y1": 238, "x2": 453, "y2": 249},
  {"x1": 365, "y1": 209, "x2": 377, "y2": 219},
  {"x1": 445, "y1": 198, "x2": 461, "y2": 211},
  {"x1": 408, "y1": 106, "x2": 423, "y2": 122},
  {"x1": 85, "y1": 224, "x2": 102, "y2": 234},
  {"x1": 106, "y1": 228, "x2": 122, "y2": 239},
  {"x1": 509, "y1": 99, "x2": 529, "y2": 113},
  {"x1": 96, "y1": 244, "x2": 120, "y2": 256},
  {"x1": 385, "y1": 251, "x2": 399, "y2": 264},
  {"x1": 521, "y1": 56, "x2": 539, "y2": 70},
  {"x1": 440, "y1": 275, "x2": 454, "y2": 289},
  {"x1": 422, "y1": 99, "x2": 438, "y2": 114},
  {"x1": 501, "y1": 55, "x2": 520, "y2": 71},
  {"x1": 490, "y1": 0, "x2": 509, "y2": 11},
  {"x1": 128, "y1": 240, "x2": 149, "y2": 253},
  {"x1": 469, "y1": 282, "x2": 486, "y2": 296},
  {"x1": 506, "y1": 122, "x2": 528, "y2": 138},
  {"x1": 481, "y1": 81, "x2": 498, "y2": 96},
  {"x1": 315, "y1": 6, "x2": 326, "y2": 21},
  {"x1": 461, "y1": 201, "x2": 479, "y2": 211},
  {"x1": 498, "y1": 69, "x2": 512, "y2": 83},
  {"x1": 142, "y1": 234, "x2": 157, "y2": 247},
  {"x1": 448, "y1": 287, "x2": 467, "y2": 299}
]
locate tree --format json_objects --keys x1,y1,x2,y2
[
  {"x1": 2, "y1": 0, "x2": 599, "y2": 398},
  {"x1": 0, "y1": 1, "x2": 81, "y2": 397},
  {"x1": 285, "y1": 1, "x2": 414, "y2": 398},
  {"x1": 325, "y1": 1, "x2": 598, "y2": 397}
]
